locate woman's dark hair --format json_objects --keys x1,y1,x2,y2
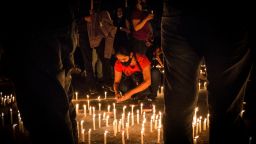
[{"x1": 115, "y1": 41, "x2": 132, "y2": 56}]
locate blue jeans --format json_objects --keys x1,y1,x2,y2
[{"x1": 162, "y1": 13, "x2": 253, "y2": 144}]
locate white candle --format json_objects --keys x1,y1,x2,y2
[
  {"x1": 122, "y1": 113, "x2": 125, "y2": 129},
  {"x1": 123, "y1": 106, "x2": 127, "y2": 115},
  {"x1": 93, "y1": 114, "x2": 96, "y2": 130},
  {"x1": 157, "y1": 128, "x2": 161, "y2": 143},
  {"x1": 141, "y1": 129, "x2": 144, "y2": 144},
  {"x1": 126, "y1": 122, "x2": 129, "y2": 139},
  {"x1": 81, "y1": 129, "x2": 85, "y2": 142},
  {"x1": 137, "y1": 110, "x2": 140, "y2": 124},
  {"x1": 88, "y1": 129, "x2": 91, "y2": 144},
  {"x1": 127, "y1": 112, "x2": 130, "y2": 127},
  {"x1": 152, "y1": 105, "x2": 156, "y2": 115},
  {"x1": 76, "y1": 104, "x2": 79, "y2": 114},
  {"x1": 122, "y1": 130, "x2": 125, "y2": 144},
  {"x1": 113, "y1": 103, "x2": 116, "y2": 110},
  {"x1": 104, "y1": 91, "x2": 107, "y2": 99},
  {"x1": 155, "y1": 115, "x2": 158, "y2": 129},
  {"x1": 93, "y1": 107, "x2": 95, "y2": 116},
  {"x1": 150, "y1": 119, "x2": 153, "y2": 132},
  {"x1": 98, "y1": 96, "x2": 101, "y2": 102},
  {"x1": 203, "y1": 118, "x2": 207, "y2": 131},
  {"x1": 87, "y1": 95, "x2": 90, "y2": 108},
  {"x1": 10, "y1": 108, "x2": 13, "y2": 125},
  {"x1": 12, "y1": 124, "x2": 18, "y2": 138},
  {"x1": 113, "y1": 108, "x2": 116, "y2": 120},
  {"x1": 113, "y1": 119, "x2": 117, "y2": 136},
  {"x1": 140, "y1": 103, "x2": 143, "y2": 115},
  {"x1": 106, "y1": 115, "x2": 109, "y2": 127},
  {"x1": 75, "y1": 92, "x2": 78, "y2": 100},
  {"x1": 192, "y1": 122, "x2": 196, "y2": 138},
  {"x1": 207, "y1": 113, "x2": 210, "y2": 128},
  {"x1": 196, "y1": 120, "x2": 199, "y2": 136},
  {"x1": 107, "y1": 105, "x2": 110, "y2": 113},
  {"x1": 103, "y1": 112, "x2": 106, "y2": 120},
  {"x1": 131, "y1": 105, "x2": 135, "y2": 114},
  {"x1": 99, "y1": 103, "x2": 101, "y2": 112},
  {"x1": 199, "y1": 116, "x2": 202, "y2": 133},
  {"x1": 98, "y1": 113, "x2": 101, "y2": 128},
  {"x1": 198, "y1": 82, "x2": 201, "y2": 90},
  {"x1": 204, "y1": 81, "x2": 207, "y2": 89},
  {"x1": 1, "y1": 112, "x2": 4, "y2": 127},
  {"x1": 131, "y1": 114, "x2": 134, "y2": 126},
  {"x1": 80, "y1": 120, "x2": 84, "y2": 132},
  {"x1": 89, "y1": 106, "x2": 92, "y2": 115},
  {"x1": 118, "y1": 119, "x2": 122, "y2": 132},
  {"x1": 84, "y1": 105, "x2": 87, "y2": 117},
  {"x1": 104, "y1": 130, "x2": 108, "y2": 144}
]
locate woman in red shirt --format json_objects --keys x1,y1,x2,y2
[{"x1": 114, "y1": 43, "x2": 161, "y2": 103}]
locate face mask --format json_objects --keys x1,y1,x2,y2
[{"x1": 121, "y1": 56, "x2": 132, "y2": 66}]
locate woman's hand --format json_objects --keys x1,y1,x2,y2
[{"x1": 116, "y1": 91, "x2": 132, "y2": 103}]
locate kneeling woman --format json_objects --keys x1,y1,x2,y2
[{"x1": 114, "y1": 43, "x2": 161, "y2": 103}]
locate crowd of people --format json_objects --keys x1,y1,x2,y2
[{"x1": 0, "y1": 0, "x2": 255, "y2": 144}]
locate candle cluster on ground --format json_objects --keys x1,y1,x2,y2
[
  {"x1": 0, "y1": 92, "x2": 26, "y2": 141},
  {"x1": 74, "y1": 90, "x2": 164, "y2": 144}
]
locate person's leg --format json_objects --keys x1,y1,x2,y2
[
  {"x1": 161, "y1": 16, "x2": 201, "y2": 144},
  {"x1": 149, "y1": 68, "x2": 161, "y2": 99},
  {"x1": 205, "y1": 34, "x2": 252, "y2": 144}
]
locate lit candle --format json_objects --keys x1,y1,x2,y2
[
  {"x1": 126, "y1": 122, "x2": 129, "y2": 139},
  {"x1": 98, "y1": 96, "x2": 101, "y2": 102},
  {"x1": 103, "y1": 112, "x2": 106, "y2": 120},
  {"x1": 89, "y1": 106, "x2": 92, "y2": 115},
  {"x1": 81, "y1": 129, "x2": 85, "y2": 142},
  {"x1": 93, "y1": 107, "x2": 95, "y2": 116},
  {"x1": 118, "y1": 119, "x2": 122, "y2": 132},
  {"x1": 152, "y1": 105, "x2": 156, "y2": 115},
  {"x1": 155, "y1": 115, "x2": 158, "y2": 129},
  {"x1": 157, "y1": 128, "x2": 161, "y2": 143},
  {"x1": 150, "y1": 119, "x2": 153, "y2": 132},
  {"x1": 127, "y1": 112, "x2": 130, "y2": 127},
  {"x1": 113, "y1": 103, "x2": 116, "y2": 110},
  {"x1": 107, "y1": 105, "x2": 110, "y2": 113},
  {"x1": 104, "y1": 91, "x2": 107, "y2": 99},
  {"x1": 104, "y1": 130, "x2": 108, "y2": 144},
  {"x1": 87, "y1": 95, "x2": 90, "y2": 108},
  {"x1": 196, "y1": 120, "x2": 199, "y2": 136},
  {"x1": 122, "y1": 130, "x2": 125, "y2": 144},
  {"x1": 98, "y1": 113, "x2": 101, "y2": 128},
  {"x1": 1, "y1": 112, "x2": 4, "y2": 127},
  {"x1": 131, "y1": 105, "x2": 135, "y2": 114},
  {"x1": 113, "y1": 119, "x2": 117, "y2": 136},
  {"x1": 99, "y1": 103, "x2": 101, "y2": 112},
  {"x1": 207, "y1": 113, "x2": 210, "y2": 128},
  {"x1": 141, "y1": 129, "x2": 144, "y2": 144},
  {"x1": 199, "y1": 116, "x2": 202, "y2": 133},
  {"x1": 113, "y1": 108, "x2": 116, "y2": 120},
  {"x1": 93, "y1": 114, "x2": 96, "y2": 130},
  {"x1": 122, "y1": 113, "x2": 125, "y2": 129},
  {"x1": 140, "y1": 103, "x2": 143, "y2": 115},
  {"x1": 131, "y1": 113, "x2": 134, "y2": 126},
  {"x1": 123, "y1": 106, "x2": 127, "y2": 115},
  {"x1": 84, "y1": 105, "x2": 87, "y2": 117},
  {"x1": 10, "y1": 108, "x2": 13, "y2": 125},
  {"x1": 75, "y1": 92, "x2": 78, "y2": 100},
  {"x1": 106, "y1": 115, "x2": 109, "y2": 127},
  {"x1": 203, "y1": 118, "x2": 207, "y2": 131},
  {"x1": 88, "y1": 129, "x2": 91, "y2": 144},
  {"x1": 204, "y1": 81, "x2": 207, "y2": 89},
  {"x1": 137, "y1": 110, "x2": 140, "y2": 124},
  {"x1": 80, "y1": 120, "x2": 84, "y2": 132},
  {"x1": 12, "y1": 124, "x2": 18, "y2": 138},
  {"x1": 193, "y1": 136, "x2": 199, "y2": 144},
  {"x1": 76, "y1": 104, "x2": 79, "y2": 114},
  {"x1": 198, "y1": 82, "x2": 201, "y2": 90},
  {"x1": 192, "y1": 122, "x2": 196, "y2": 138}
]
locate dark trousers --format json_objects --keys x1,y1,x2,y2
[
  {"x1": 162, "y1": 15, "x2": 253, "y2": 144},
  {"x1": 119, "y1": 68, "x2": 161, "y2": 99}
]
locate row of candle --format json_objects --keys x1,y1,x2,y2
[
  {"x1": 192, "y1": 107, "x2": 210, "y2": 144},
  {"x1": 0, "y1": 94, "x2": 15, "y2": 107},
  {"x1": 75, "y1": 101, "x2": 162, "y2": 143}
]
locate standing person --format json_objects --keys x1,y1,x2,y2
[
  {"x1": 113, "y1": 6, "x2": 131, "y2": 50},
  {"x1": 161, "y1": 1, "x2": 254, "y2": 144},
  {"x1": 0, "y1": 0, "x2": 90, "y2": 143},
  {"x1": 130, "y1": 0, "x2": 154, "y2": 55}
]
